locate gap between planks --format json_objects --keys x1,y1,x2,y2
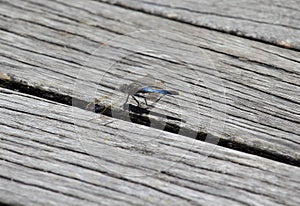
[
  {"x1": 0, "y1": 75, "x2": 299, "y2": 167},
  {"x1": 97, "y1": 0, "x2": 300, "y2": 51},
  {"x1": 0, "y1": 87, "x2": 300, "y2": 206}
]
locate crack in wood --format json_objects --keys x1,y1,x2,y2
[
  {"x1": 97, "y1": 0, "x2": 300, "y2": 51},
  {"x1": 0, "y1": 77, "x2": 299, "y2": 167}
]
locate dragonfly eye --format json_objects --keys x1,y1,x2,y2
[{"x1": 119, "y1": 84, "x2": 128, "y2": 92}]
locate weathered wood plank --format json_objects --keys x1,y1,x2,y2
[
  {"x1": 0, "y1": 88, "x2": 300, "y2": 206},
  {"x1": 99, "y1": 0, "x2": 300, "y2": 50},
  {"x1": 0, "y1": 0, "x2": 299, "y2": 165}
]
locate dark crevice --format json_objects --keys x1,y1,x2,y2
[
  {"x1": 114, "y1": 47, "x2": 300, "y2": 134},
  {"x1": 157, "y1": 139, "x2": 300, "y2": 186},
  {"x1": 0, "y1": 202, "x2": 22, "y2": 206},
  {"x1": 217, "y1": 138, "x2": 299, "y2": 166},
  {"x1": 0, "y1": 76, "x2": 72, "y2": 105},
  {"x1": 0, "y1": 203, "x2": 17, "y2": 206},
  {"x1": 114, "y1": 49, "x2": 300, "y2": 141},
  {"x1": 97, "y1": 0, "x2": 300, "y2": 52},
  {"x1": 116, "y1": 48, "x2": 300, "y2": 125},
  {"x1": 130, "y1": 0, "x2": 300, "y2": 30},
  {"x1": 0, "y1": 76, "x2": 299, "y2": 167},
  {"x1": 2, "y1": 13, "x2": 297, "y2": 117}
]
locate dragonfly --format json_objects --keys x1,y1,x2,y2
[{"x1": 119, "y1": 74, "x2": 179, "y2": 107}]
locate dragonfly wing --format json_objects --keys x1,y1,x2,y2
[
  {"x1": 137, "y1": 75, "x2": 179, "y2": 95},
  {"x1": 135, "y1": 74, "x2": 169, "y2": 102},
  {"x1": 140, "y1": 87, "x2": 174, "y2": 95},
  {"x1": 135, "y1": 74, "x2": 165, "y2": 89},
  {"x1": 120, "y1": 82, "x2": 144, "y2": 95},
  {"x1": 120, "y1": 74, "x2": 174, "y2": 106},
  {"x1": 145, "y1": 92, "x2": 162, "y2": 101}
]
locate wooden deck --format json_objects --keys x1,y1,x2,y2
[{"x1": 0, "y1": 0, "x2": 299, "y2": 205}]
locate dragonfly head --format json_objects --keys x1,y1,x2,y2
[{"x1": 119, "y1": 84, "x2": 128, "y2": 93}]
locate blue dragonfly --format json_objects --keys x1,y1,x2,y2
[{"x1": 119, "y1": 74, "x2": 179, "y2": 107}]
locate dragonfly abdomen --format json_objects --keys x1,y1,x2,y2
[{"x1": 138, "y1": 87, "x2": 178, "y2": 95}]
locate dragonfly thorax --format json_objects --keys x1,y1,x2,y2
[{"x1": 119, "y1": 83, "x2": 141, "y2": 95}]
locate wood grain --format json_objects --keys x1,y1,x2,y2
[
  {"x1": 0, "y1": 88, "x2": 300, "y2": 206},
  {"x1": 0, "y1": 0, "x2": 299, "y2": 165},
  {"x1": 99, "y1": 0, "x2": 300, "y2": 50}
]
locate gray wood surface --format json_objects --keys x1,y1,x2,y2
[
  {"x1": 100, "y1": 0, "x2": 300, "y2": 50},
  {"x1": 0, "y1": 87, "x2": 300, "y2": 206},
  {"x1": 0, "y1": 0, "x2": 300, "y2": 205},
  {"x1": 0, "y1": 0, "x2": 299, "y2": 165}
]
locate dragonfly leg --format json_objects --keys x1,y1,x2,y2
[
  {"x1": 131, "y1": 95, "x2": 140, "y2": 107},
  {"x1": 123, "y1": 94, "x2": 130, "y2": 110},
  {"x1": 143, "y1": 97, "x2": 149, "y2": 106},
  {"x1": 123, "y1": 94, "x2": 129, "y2": 105},
  {"x1": 152, "y1": 94, "x2": 166, "y2": 105}
]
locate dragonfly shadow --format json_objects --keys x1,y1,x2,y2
[
  {"x1": 90, "y1": 102, "x2": 185, "y2": 135},
  {"x1": 123, "y1": 103, "x2": 184, "y2": 123},
  {"x1": 123, "y1": 103, "x2": 151, "y2": 115}
]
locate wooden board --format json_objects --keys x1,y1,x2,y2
[
  {"x1": 0, "y1": 87, "x2": 300, "y2": 206},
  {"x1": 0, "y1": 0, "x2": 299, "y2": 165},
  {"x1": 100, "y1": 0, "x2": 300, "y2": 50}
]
